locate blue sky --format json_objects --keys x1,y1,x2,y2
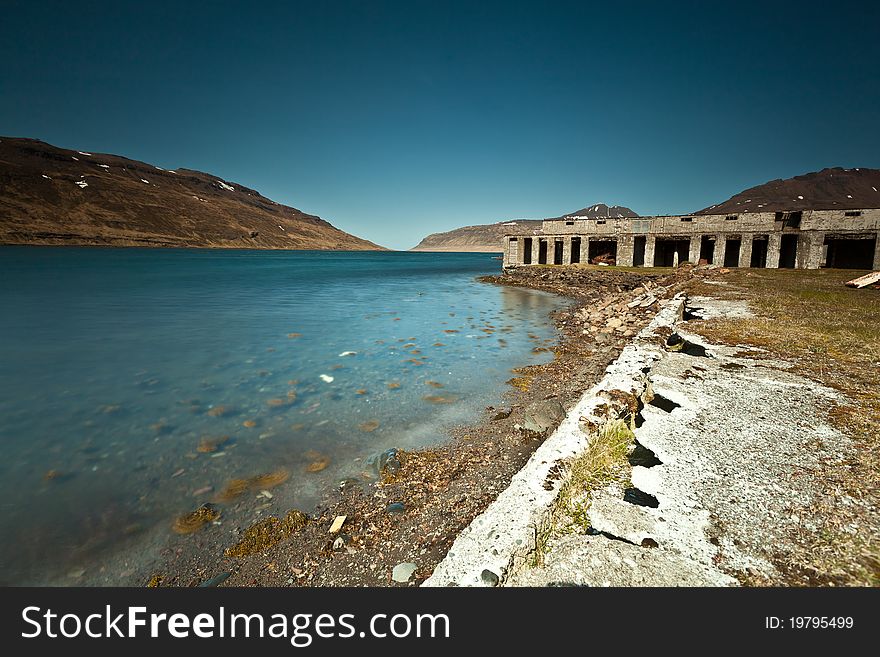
[{"x1": 2, "y1": 1, "x2": 879, "y2": 249}]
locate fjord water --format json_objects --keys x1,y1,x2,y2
[{"x1": 0, "y1": 247, "x2": 564, "y2": 584}]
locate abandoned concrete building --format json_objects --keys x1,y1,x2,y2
[{"x1": 502, "y1": 208, "x2": 880, "y2": 270}]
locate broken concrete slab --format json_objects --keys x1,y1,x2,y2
[
  {"x1": 507, "y1": 534, "x2": 727, "y2": 587},
  {"x1": 844, "y1": 271, "x2": 880, "y2": 288}
]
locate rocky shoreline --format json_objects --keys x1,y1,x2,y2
[{"x1": 146, "y1": 266, "x2": 704, "y2": 587}]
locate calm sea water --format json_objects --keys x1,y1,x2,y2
[{"x1": 0, "y1": 247, "x2": 564, "y2": 584}]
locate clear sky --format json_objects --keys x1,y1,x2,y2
[{"x1": 2, "y1": 1, "x2": 879, "y2": 249}]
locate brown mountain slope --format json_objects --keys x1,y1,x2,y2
[
  {"x1": 697, "y1": 167, "x2": 880, "y2": 214},
  {"x1": 0, "y1": 137, "x2": 385, "y2": 250},
  {"x1": 411, "y1": 203, "x2": 638, "y2": 252}
]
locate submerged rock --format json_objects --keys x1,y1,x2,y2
[
  {"x1": 173, "y1": 503, "x2": 220, "y2": 534},
  {"x1": 215, "y1": 470, "x2": 289, "y2": 501},
  {"x1": 306, "y1": 456, "x2": 331, "y2": 473}
]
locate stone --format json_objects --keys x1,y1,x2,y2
[
  {"x1": 386, "y1": 502, "x2": 406, "y2": 514},
  {"x1": 491, "y1": 407, "x2": 512, "y2": 421},
  {"x1": 522, "y1": 399, "x2": 566, "y2": 433},
  {"x1": 392, "y1": 562, "x2": 418, "y2": 583},
  {"x1": 480, "y1": 569, "x2": 500, "y2": 586}
]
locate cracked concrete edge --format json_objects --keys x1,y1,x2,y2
[{"x1": 422, "y1": 293, "x2": 687, "y2": 587}]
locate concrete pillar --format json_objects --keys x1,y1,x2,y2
[
  {"x1": 716, "y1": 234, "x2": 727, "y2": 267},
  {"x1": 800, "y1": 231, "x2": 824, "y2": 269},
  {"x1": 617, "y1": 235, "x2": 635, "y2": 267},
  {"x1": 874, "y1": 232, "x2": 880, "y2": 270},
  {"x1": 688, "y1": 236, "x2": 701, "y2": 264},
  {"x1": 531, "y1": 237, "x2": 540, "y2": 266},
  {"x1": 562, "y1": 236, "x2": 572, "y2": 265},
  {"x1": 739, "y1": 235, "x2": 753, "y2": 268},
  {"x1": 502, "y1": 237, "x2": 512, "y2": 267},
  {"x1": 766, "y1": 233, "x2": 782, "y2": 269},
  {"x1": 644, "y1": 236, "x2": 656, "y2": 267},
  {"x1": 581, "y1": 237, "x2": 590, "y2": 264}
]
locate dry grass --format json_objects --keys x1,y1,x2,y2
[{"x1": 687, "y1": 268, "x2": 880, "y2": 586}]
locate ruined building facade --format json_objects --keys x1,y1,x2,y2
[{"x1": 501, "y1": 208, "x2": 880, "y2": 270}]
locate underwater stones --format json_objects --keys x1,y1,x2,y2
[
  {"x1": 196, "y1": 436, "x2": 230, "y2": 453},
  {"x1": 216, "y1": 469, "x2": 289, "y2": 501},
  {"x1": 287, "y1": 333, "x2": 302, "y2": 339},
  {"x1": 358, "y1": 419, "x2": 380, "y2": 433},
  {"x1": 319, "y1": 374, "x2": 334, "y2": 383},
  {"x1": 224, "y1": 510, "x2": 309, "y2": 557},
  {"x1": 422, "y1": 394, "x2": 456, "y2": 404},
  {"x1": 339, "y1": 351, "x2": 357, "y2": 357},
  {"x1": 192, "y1": 486, "x2": 213, "y2": 496},
  {"x1": 443, "y1": 329, "x2": 459, "y2": 334},
  {"x1": 392, "y1": 562, "x2": 418, "y2": 583},
  {"x1": 242, "y1": 419, "x2": 257, "y2": 428},
  {"x1": 356, "y1": 388, "x2": 368, "y2": 395},
  {"x1": 424, "y1": 380, "x2": 444, "y2": 388},
  {"x1": 173, "y1": 503, "x2": 220, "y2": 534},
  {"x1": 305, "y1": 455, "x2": 331, "y2": 473},
  {"x1": 386, "y1": 382, "x2": 401, "y2": 390},
  {"x1": 206, "y1": 405, "x2": 232, "y2": 417}
]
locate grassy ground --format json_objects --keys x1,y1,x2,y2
[{"x1": 686, "y1": 268, "x2": 879, "y2": 586}]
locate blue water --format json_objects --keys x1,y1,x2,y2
[{"x1": 0, "y1": 247, "x2": 564, "y2": 584}]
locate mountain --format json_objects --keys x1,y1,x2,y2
[
  {"x1": 696, "y1": 167, "x2": 880, "y2": 214},
  {"x1": 551, "y1": 203, "x2": 639, "y2": 220},
  {"x1": 0, "y1": 137, "x2": 384, "y2": 250},
  {"x1": 410, "y1": 204, "x2": 639, "y2": 252}
]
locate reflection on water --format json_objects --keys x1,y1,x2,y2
[{"x1": 0, "y1": 248, "x2": 565, "y2": 584}]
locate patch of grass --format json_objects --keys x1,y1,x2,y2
[
  {"x1": 555, "y1": 419, "x2": 634, "y2": 535},
  {"x1": 686, "y1": 268, "x2": 880, "y2": 586}
]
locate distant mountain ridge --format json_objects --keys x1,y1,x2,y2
[
  {"x1": 696, "y1": 167, "x2": 880, "y2": 214},
  {"x1": 0, "y1": 137, "x2": 385, "y2": 250},
  {"x1": 410, "y1": 203, "x2": 639, "y2": 252}
]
